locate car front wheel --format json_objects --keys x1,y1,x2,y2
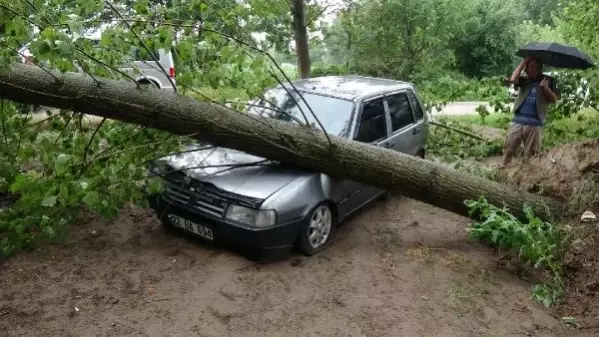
[{"x1": 297, "y1": 203, "x2": 337, "y2": 255}]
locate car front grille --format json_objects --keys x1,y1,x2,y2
[
  {"x1": 158, "y1": 162, "x2": 265, "y2": 216},
  {"x1": 164, "y1": 182, "x2": 227, "y2": 218}
]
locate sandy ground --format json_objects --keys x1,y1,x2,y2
[{"x1": 0, "y1": 197, "x2": 577, "y2": 337}]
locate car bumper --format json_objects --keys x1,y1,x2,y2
[{"x1": 147, "y1": 194, "x2": 304, "y2": 262}]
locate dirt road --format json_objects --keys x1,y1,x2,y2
[
  {"x1": 0, "y1": 197, "x2": 573, "y2": 337},
  {"x1": 432, "y1": 102, "x2": 489, "y2": 116}
]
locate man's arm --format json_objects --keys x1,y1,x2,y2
[
  {"x1": 540, "y1": 77, "x2": 558, "y2": 103},
  {"x1": 507, "y1": 56, "x2": 533, "y2": 86}
]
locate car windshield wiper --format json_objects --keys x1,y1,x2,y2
[
  {"x1": 190, "y1": 159, "x2": 279, "y2": 175},
  {"x1": 247, "y1": 102, "x2": 308, "y2": 126}
]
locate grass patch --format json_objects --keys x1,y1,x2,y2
[
  {"x1": 441, "y1": 108, "x2": 599, "y2": 151},
  {"x1": 542, "y1": 110, "x2": 599, "y2": 150},
  {"x1": 446, "y1": 281, "x2": 479, "y2": 313},
  {"x1": 427, "y1": 118, "x2": 503, "y2": 181},
  {"x1": 446, "y1": 270, "x2": 494, "y2": 315},
  {"x1": 404, "y1": 246, "x2": 436, "y2": 264},
  {"x1": 437, "y1": 113, "x2": 511, "y2": 129},
  {"x1": 428, "y1": 121, "x2": 503, "y2": 161},
  {"x1": 427, "y1": 120, "x2": 503, "y2": 180}
]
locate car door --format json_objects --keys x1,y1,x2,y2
[
  {"x1": 406, "y1": 89, "x2": 428, "y2": 153},
  {"x1": 384, "y1": 91, "x2": 418, "y2": 155},
  {"x1": 338, "y1": 96, "x2": 391, "y2": 212}
]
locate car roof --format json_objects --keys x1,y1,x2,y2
[{"x1": 281, "y1": 75, "x2": 413, "y2": 100}]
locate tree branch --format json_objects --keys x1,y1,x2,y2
[
  {"x1": 305, "y1": 5, "x2": 331, "y2": 27},
  {"x1": 429, "y1": 121, "x2": 489, "y2": 142},
  {"x1": 82, "y1": 118, "x2": 106, "y2": 165}
]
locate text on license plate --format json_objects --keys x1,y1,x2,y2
[{"x1": 166, "y1": 214, "x2": 214, "y2": 240}]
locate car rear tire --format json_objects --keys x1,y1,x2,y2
[{"x1": 297, "y1": 203, "x2": 337, "y2": 256}]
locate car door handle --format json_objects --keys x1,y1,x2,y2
[
  {"x1": 412, "y1": 128, "x2": 421, "y2": 134},
  {"x1": 382, "y1": 141, "x2": 394, "y2": 148}
]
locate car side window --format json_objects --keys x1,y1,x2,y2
[
  {"x1": 407, "y1": 90, "x2": 424, "y2": 121},
  {"x1": 387, "y1": 93, "x2": 414, "y2": 132},
  {"x1": 354, "y1": 99, "x2": 387, "y2": 143}
]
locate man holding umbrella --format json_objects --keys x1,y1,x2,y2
[
  {"x1": 502, "y1": 42, "x2": 594, "y2": 166},
  {"x1": 502, "y1": 56, "x2": 558, "y2": 166}
]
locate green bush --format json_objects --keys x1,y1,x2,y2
[
  {"x1": 311, "y1": 64, "x2": 349, "y2": 77},
  {"x1": 0, "y1": 103, "x2": 191, "y2": 257},
  {"x1": 465, "y1": 196, "x2": 571, "y2": 307}
]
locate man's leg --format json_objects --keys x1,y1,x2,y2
[
  {"x1": 523, "y1": 125, "x2": 542, "y2": 159},
  {"x1": 502, "y1": 123, "x2": 523, "y2": 166}
]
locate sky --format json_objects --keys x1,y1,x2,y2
[
  {"x1": 252, "y1": 0, "x2": 347, "y2": 45},
  {"x1": 321, "y1": 0, "x2": 347, "y2": 23}
]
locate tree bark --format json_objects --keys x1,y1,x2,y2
[
  {"x1": 291, "y1": 0, "x2": 311, "y2": 79},
  {"x1": 0, "y1": 64, "x2": 562, "y2": 221}
]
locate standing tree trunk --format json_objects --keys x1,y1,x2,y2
[
  {"x1": 0, "y1": 64, "x2": 563, "y2": 221},
  {"x1": 292, "y1": 0, "x2": 311, "y2": 79}
]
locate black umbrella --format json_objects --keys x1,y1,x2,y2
[{"x1": 516, "y1": 42, "x2": 595, "y2": 70}]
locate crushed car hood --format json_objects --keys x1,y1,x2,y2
[{"x1": 159, "y1": 144, "x2": 310, "y2": 199}]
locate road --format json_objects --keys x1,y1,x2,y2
[{"x1": 433, "y1": 101, "x2": 495, "y2": 116}]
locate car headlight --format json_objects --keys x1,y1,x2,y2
[
  {"x1": 225, "y1": 205, "x2": 276, "y2": 228},
  {"x1": 148, "y1": 160, "x2": 167, "y2": 177}
]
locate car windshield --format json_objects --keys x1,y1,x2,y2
[{"x1": 248, "y1": 88, "x2": 354, "y2": 137}]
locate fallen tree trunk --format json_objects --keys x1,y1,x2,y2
[{"x1": 0, "y1": 64, "x2": 562, "y2": 220}]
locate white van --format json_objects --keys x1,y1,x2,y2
[
  {"x1": 120, "y1": 43, "x2": 177, "y2": 91},
  {"x1": 19, "y1": 38, "x2": 177, "y2": 91}
]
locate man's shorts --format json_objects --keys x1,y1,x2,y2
[{"x1": 504, "y1": 122, "x2": 542, "y2": 157}]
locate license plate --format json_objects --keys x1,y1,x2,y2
[{"x1": 166, "y1": 214, "x2": 214, "y2": 241}]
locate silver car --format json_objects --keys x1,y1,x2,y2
[{"x1": 146, "y1": 76, "x2": 429, "y2": 260}]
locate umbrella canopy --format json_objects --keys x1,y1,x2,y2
[{"x1": 516, "y1": 43, "x2": 595, "y2": 70}]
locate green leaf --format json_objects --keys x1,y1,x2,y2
[
  {"x1": 541, "y1": 294, "x2": 553, "y2": 308},
  {"x1": 81, "y1": 191, "x2": 100, "y2": 208},
  {"x1": 55, "y1": 154, "x2": 72, "y2": 176},
  {"x1": 10, "y1": 174, "x2": 28, "y2": 193},
  {"x1": 30, "y1": 39, "x2": 53, "y2": 57},
  {"x1": 5, "y1": 18, "x2": 28, "y2": 41},
  {"x1": 491, "y1": 230, "x2": 499, "y2": 244},
  {"x1": 134, "y1": 0, "x2": 150, "y2": 15},
  {"x1": 15, "y1": 224, "x2": 25, "y2": 235},
  {"x1": 66, "y1": 14, "x2": 84, "y2": 36},
  {"x1": 59, "y1": 185, "x2": 69, "y2": 205},
  {"x1": 56, "y1": 40, "x2": 75, "y2": 57},
  {"x1": 41, "y1": 196, "x2": 58, "y2": 207},
  {"x1": 43, "y1": 226, "x2": 56, "y2": 238}
]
